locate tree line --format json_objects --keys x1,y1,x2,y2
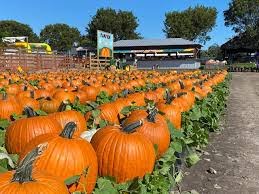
[{"x1": 0, "y1": 0, "x2": 257, "y2": 55}]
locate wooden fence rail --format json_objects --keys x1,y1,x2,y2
[{"x1": 0, "y1": 48, "x2": 111, "y2": 72}]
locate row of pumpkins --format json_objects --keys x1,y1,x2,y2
[{"x1": 0, "y1": 70, "x2": 228, "y2": 193}]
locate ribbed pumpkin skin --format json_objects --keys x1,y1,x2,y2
[
  {"x1": 40, "y1": 98, "x2": 60, "y2": 114},
  {"x1": 0, "y1": 96, "x2": 22, "y2": 120},
  {"x1": 48, "y1": 110, "x2": 87, "y2": 137},
  {"x1": 123, "y1": 110, "x2": 170, "y2": 157},
  {"x1": 80, "y1": 86, "x2": 99, "y2": 101},
  {"x1": 156, "y1": 103, "x2": 182, "y2": 130},
  {"x1": 5, "y1": 117, "x2": 61, "y2": 154},
  {"x1": 53, "y1": 90, "x2": 76, "y2": 103},
  {"x1": 20, "y1": 135, "x2": 98, "y2": 193},
  {"x1": 91, "y1": 125, "x2": 155, "y2": 183},
  {"x1": 18, "y1": 97, "x2": 40, "y2": 110},
  {"x1": 0, "y1": 171, "x2": 69, "y2": 194},
  {"x1": 99, "y1": 103, "x2": 120, "y2": 124}
]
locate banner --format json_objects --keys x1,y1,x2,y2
[
  {"x1": 97, "y1": 30, "x2": 113, "y2": 58},
  {"x1": 2, "y1": 36, "x2": 27, "y2": 43}
]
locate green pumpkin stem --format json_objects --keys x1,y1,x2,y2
[
  {"x1": 11, "y1": 143, "x2": 47, "y2": 183},
  {"x1": 122, "y1": 120, "x2": 143, "y2": 133},
  {"x1": 24, "y1": 107, "x2": 37, "y2": 117},
  {"x1": 60, "y1": 122, "x2": 77, "y2": 139},
  {"x1": 147, "y1": 107, "x2": 158, "y2": 123}
]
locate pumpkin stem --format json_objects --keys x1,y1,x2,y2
[
  {"x1": 147, "y1": 107, "x2": 158, "y2": 123},
  {"x1": 82, "y1": 80, "x2": 90, "y2": 86},
  {"x1": 60, "y1": 122, "x2": 77, "y2": 139},
  {"x1": 24, "y1": 85, "x2": 28, "y2": 91},
  {"x1": 58, "y1": 101, "x2": 69, "y2": 112},
  {"x1": 24, "y1": 107, "x2": 37, "y2": 117},
  {"x1": 179, "y1": 80, "x2": 185, "y2": 89},
  {"x1": 30, "y1": 91, "x2": 35, "y2": 99},
  {"x1": 177, "y1": 92, "x2": 187, "y2": 98},
  {"x1": 122, "y1": 120, "x2": 143, "y2": 133},
  {"x1": 11, "y1": 143, "x2": 47, "y2": 183},
  {"x1": 2, "y1": 92, "x2": 7, "y2": 100},
  {"x1": 165, "y1": 89, "x2": 173, "y2": 104}
]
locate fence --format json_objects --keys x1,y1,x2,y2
[
  {"x1": 0, "y1": 48, "x2": 112, "y2": 72},
  {"x1": 89, "y1": 57, "x2": 110, "y2": 70}
]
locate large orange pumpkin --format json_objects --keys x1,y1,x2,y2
[
  {"x1": 20, "y1": 122, "x2": 98, "y2": 193},
  {"x1": 5, "y1": 107, "x2": 61, "y2": 154},
  {"x1": 91, "y1": 121, "x2": 155, "y2": 183},
  {"x1": 0, "y1": 144, "x2": 69, "y2": 194}
]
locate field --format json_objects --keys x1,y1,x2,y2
[{"x1": 0, "y1": 69, "x2": 229, "y2": 194}]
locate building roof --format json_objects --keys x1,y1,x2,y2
[
  {"x1": 114, "y1": 38, "x2": 201, "y2": 47},
  {"x1": 221, "y1": 32, "x2": 259, "y2": 52}
]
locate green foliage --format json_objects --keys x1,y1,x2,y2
[
  {"x1": 86, "y1": 8, "x2": 141, "y2": 43},
  {"x1": 201, "y1": 44, "x2": 223, "y2": 60},
  {"x1": 224, "y1": 0, "x2": 259, "y2": 34},
  {"x1": 224, "y1": 0, "x2": 259, "y2": 49},
  {"x1": 0, "y1": 20, "x2": 39, "y2": 42},
  {"x1": 232, "y1": 63, "x2": 256, "y2": 68},
  {"x1": 0, "y1": 119, "x2": 18, "y2": 174},
  {"x1": 164, "y1": 5, "x2": 217, "y2": 44},
  {"x1": 40, "y1": 23, "x2": 81, "y2": 52},
  {"x1": 96, "y1": 91, "x2": 113, "y2": 105},
  {"x1": 29, "y1": 79, "x2": 39, "y2": 87}
]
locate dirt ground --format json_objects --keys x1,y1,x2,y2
[{"x1": 179, "y1": 73, "x2": 259, "y2": 194}]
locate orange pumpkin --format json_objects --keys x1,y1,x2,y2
[
  {"x1": 0, "y1": 144, "x2": 69, "y2": 194},
  {"x1": 91, "y1": 121, "x2": 155, "y2": 183},
  {"x1": 123, "y1": 107, "x2": 170, "y2": 157},
  {"x1": 20, "y1": 122, "x2": 98, "y2": 193},
  {"x1": 5, "y1": 107, "x2": 61, "y2": 154},
  {"x1": 0, "y1": 93, "x2": 22, "y2": 120}
]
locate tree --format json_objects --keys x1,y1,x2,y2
[
  {"x1": 201, "y1": 44, "x2": 223, "y2": 59},
  {"x1": 40, "y1": 24, "x2": 81, "y2": 52},
  {"x1": 0, "y1": 20, "x2": 38, "y2": 42},
  {"x1": 164, "y1": 5, "x2": 217, "y2": 44},
  {"x1": 224, "y1": 0, "x2": 259, "y2": 49},
  {"x1": 86, "y1": 8, "x2": 141, "y2": 44},
  {"x1": 224, "y1": 0, "x2": 259, "y2": 34}
]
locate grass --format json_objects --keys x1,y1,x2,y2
[{"x1": 231, "y1": 63, "x2": 256, "y2": 68}]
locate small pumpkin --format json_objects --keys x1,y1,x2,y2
[
  {"x1": 40, "y1": 97, "x2": 61, "y2": 114},
  {"x1": 0, "y1": 93, "x2": 23, "y2": 120},
  {"x1": 123, "y1": 107, "x2": 170, "y2": 157},
  {"x1": 48, "y1": 101, "x2": 87, "y2": 137}
]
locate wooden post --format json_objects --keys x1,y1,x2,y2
[{"x1": 89, "y1": 53, "x2": 92, "y2": 70}]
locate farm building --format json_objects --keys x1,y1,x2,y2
[{"x1": 114, "y1": 38, "x2": 202, "y2": 69}]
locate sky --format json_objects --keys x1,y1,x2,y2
[{"x1": 0, "y1": 0, "x2": 235, "y2": 49}]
